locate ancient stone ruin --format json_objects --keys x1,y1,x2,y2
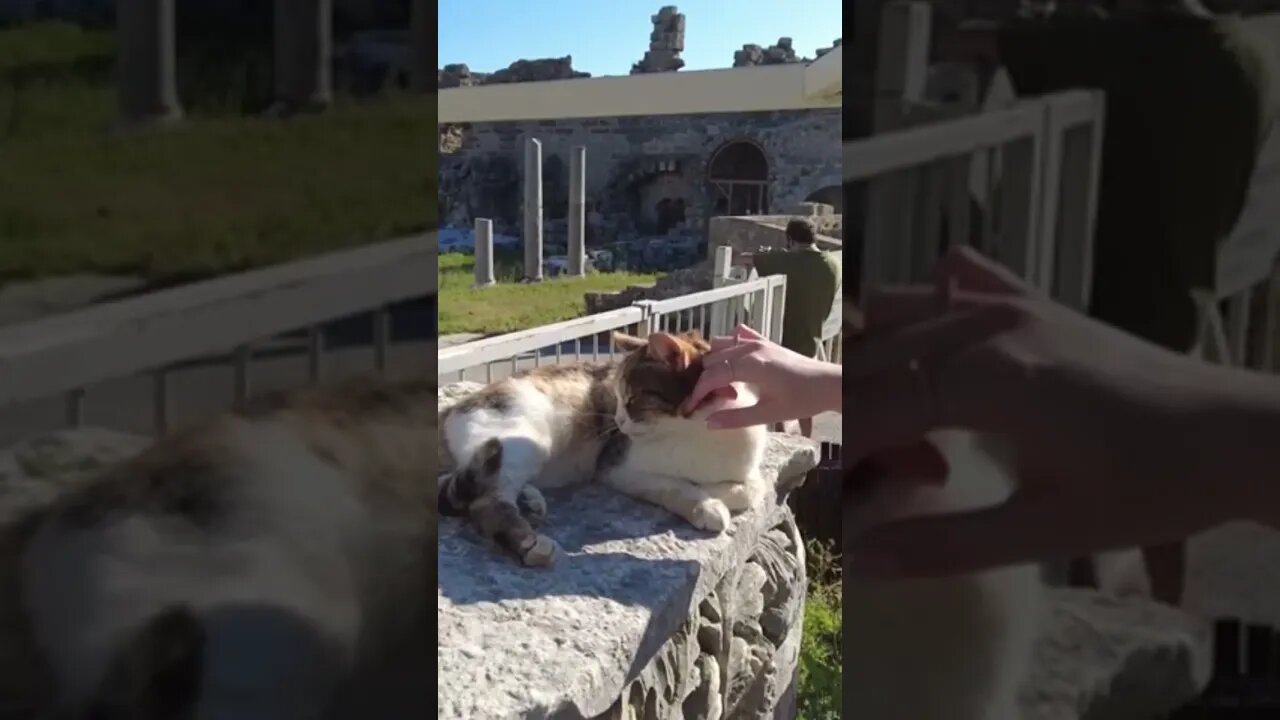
[
  {"x1": 631, "y1": 5, "x2": 687, "y2": 74},
  {"x1": 437, "y1": 383, "x2": 819, "y2": 720},
  {"x1": 733, "y1": 38, "x2": 800, "y2": 67}
]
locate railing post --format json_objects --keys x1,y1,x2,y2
[
  {"x1": 474, "y1": 218, "x2": 496, "y2": 288},
  {"x1": 1262, "y1": 260, "x2": 1280, "y2": 372},
  {"x1": 1227, "y1": 289, "x2": 1253, "y2": 367},
  {"x1": 769, "y1": 277, "x2": 787, "y2": 345},
  {"x1": 996, "y1": 120, "x2": 1043, "y2": 285},
  {"x1": 709, "y1": 246, "x2": 734, "y2": 336},
  {"x1": 633, "y1": 300, "x2": 659, "y2": 335},
  {"x1": 1052, "y1": 91, "x2": 1105, "y2": 311},
  {"x1": 863, "y1": 0, "x2": 932, "y2": 298},
  {"x1": 523, "y1": 137, "x2": 544, "y2": 281}
]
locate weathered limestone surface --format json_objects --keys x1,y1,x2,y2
[
  {"x1": 0, "y1": 429, "x2": 153, "y2": 714},
  {"x1": 438, "y1": 383, "x2": 819, "y2": 720},
  {"x1": 1020, "y1": 589, "x2": 1211, "y2": 720}
]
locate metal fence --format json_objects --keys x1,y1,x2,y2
[
  {"x1": 437, "y1": 274, "x2": 788, "y2": 382},
  {"x1": 0, "y1": 234, "x2": 436, "y2": 438}
]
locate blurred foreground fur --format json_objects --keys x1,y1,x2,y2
[{"x1": 0, "y1": 375, "x2": 435, "y2": 720}]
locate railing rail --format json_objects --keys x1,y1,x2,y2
[
  {"x1": 0, "y1": 233, "x2": 437, "y2": 433},
  {"x1": 847, "y1": 89, "x2": 1105, "y2": 308},
  {"x1": 437, "y1": 275, "x2": 790, "y2": 382}
]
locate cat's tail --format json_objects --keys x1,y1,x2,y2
[
  {"x1": 84, "y1": 604, "x2": 205, "y2": 720},
  {"x1": 439, "y1": 438, "x2": 557, "y2": 566}
]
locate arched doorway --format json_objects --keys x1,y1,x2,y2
[
  {"x1": 707, "y1": 140, "x2": 769, "y2": 216},
  {"x1": 804, "y1": 185, "x2": 843, "y2": 214}
]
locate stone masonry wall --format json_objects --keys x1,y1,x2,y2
[{"x1": 439, "y1": 109, "x2": 843, "y2": 246}]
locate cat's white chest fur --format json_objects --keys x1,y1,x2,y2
[
  {"x1": 844, "y1": 430, "x2": 1043, "y2": 720},
  {"x1": 614, "y1": 382, "x2": 767, "y2": 489}
]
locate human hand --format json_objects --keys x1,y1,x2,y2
[
  {"x1": 845, "y1": 246, "x2": 1253, "y2": 579},
  {"x1": 683, "y1": 325, "x2": 840, "y2": 429}
]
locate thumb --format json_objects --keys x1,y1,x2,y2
[
  {"x1": 705, "y1": 402, "x2": 782, "y2": 430},
  {"x1": 845, "y1": 498, "x2": 1055, "y2": 579},
  {"x1": 734, "y1": 324, "x2": 766, "y2": 342}
]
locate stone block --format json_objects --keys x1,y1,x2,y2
[
  {"x1": 438, "y1": 384, "x2": 820, "y2": 720},
  {"x1": 1019, "y1": 589, "x2": 1211, "y2": 720}
]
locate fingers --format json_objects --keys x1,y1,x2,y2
[
  {"x1": 845, "y1": 499, "x2": 1057, "y2": 579},
  {"x1": 843, "y1": 303, "x2": 1022, "y2": 378},
  {"x1": 845, "y1": 492, "x2": 1196, "y2": 580},
  {"x1": 705, "y1": 403, "x2": 780, "y2": 431},
  {"x1": 684, "y1": 345, "x2": 758, "y2": 413},
  {"x1": 707, "y1": 324, "x2": 765, "y2": 353},
  {"x1": 935, "y1": 245, "x2": 1030, "y2": 296}
]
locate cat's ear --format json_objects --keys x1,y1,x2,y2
[
  {"x1": 612, "y1": 332, "x2": 648, "y2": 351},
  {"x1": 647, "y1": 332, "x2": 691, "y2": 370},
  {"x1": 680, "y1": 329, "x2": 709, "y2": 350}
]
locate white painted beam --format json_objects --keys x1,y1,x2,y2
[{"x1": 439, "y1": 63, "x2": 840, "y2": 123}]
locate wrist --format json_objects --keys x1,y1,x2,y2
[
  {"x1": 1172, "y1": 363, "x2": 1280, "y2": 528},
  {"x1": 810, "y1": 359, "x2": 842, "y2": 414}
]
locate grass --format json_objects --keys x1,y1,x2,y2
[
  {"x1": 0, "y1": 22, "x2": 435, "y2": 286},
  {"x1": 798, "y1": 538, "x2": 842, "y2": 720},
  {"x1": 437, "y1": 250, "x2": 659, "y2": 335}
]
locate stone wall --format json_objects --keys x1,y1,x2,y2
[
  {"x1": 439, "y1": 109, "x2": 842, "y2": 247},
  {"x1": 437, "y1": 382, "x2": 820, "y2": 720},
  {"x1": 707, "y1": 214, "x2": 843, "y2": 262}
]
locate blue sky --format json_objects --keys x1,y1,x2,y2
[{"x1": 438, "y1": 1, "x2": 843, "y2": 76}]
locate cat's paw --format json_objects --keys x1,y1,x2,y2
[
  {"x1": 518, "y1": 533, "x2": 559, "y2": 567},
  {"x1": 689, "y1": 498, "x2": 732, "y2": 533},
  {"x1": 517, "y1": 485, "x2": 548, "y2": 521},
  {"x1": 709, "y1": 482, "x2": 755, "y2": 512}
]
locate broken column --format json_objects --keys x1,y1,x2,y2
[
  {"x1": 630, "y1": 6, "x2": 686, "y2": 74},
  {"x1": 273, "y1": 0, "x2": 333, "y2": 113},
  {"x1": 115, "y1": 0, "x2": 182, "y2": 126},
  {"x1": 409, "y1": 0, "x2": 431, "y2": 92},
  {"x1": 568, "y1": 146, "x2": 587, "y2": 277},
  {"x1": 474, "y1": 219, "x2": 496, "y2": 288},
  {"x1": 523, "y1": 138, "x2": 544, "y2": 282}
]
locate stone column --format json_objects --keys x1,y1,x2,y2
[
  {"x1": 409, "y1": 0, "x2": 432, "y2": 92},
  {"x1": 116, "y1": 0, "x2": 182, "y2": 127},
  {"x1": 474, "y1": 218, "x2": 496, "y2": 288},
  {"x1": 523, "y1": 138, "x2": 544, "y2": 282},
  {"x1": 273, "y1": 0, "x2": 333, "y2": 113},
  {"x1": 568, "y1": 146, "x2": 587, "y2": 277}
]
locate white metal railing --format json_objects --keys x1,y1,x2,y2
[
  {"x1": 847, "y1": 89, "x2": 1105, "y2": 306},
  {"x1": 437, "y1": 275, "x2": 787, "y2": 382},
  {"x1": 0, "y1": 233, "x2": 437, "y2": 434},
  {"x1": 848, "y1": 1, "x2": 1105, "y2": 307}
]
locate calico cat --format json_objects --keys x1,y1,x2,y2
[
  {"x1": 438, "y1": 329, "x2": 769, "y2": 567},
  {"x1": 7, "y1": 375, "x2": 435, "y2": 720}
]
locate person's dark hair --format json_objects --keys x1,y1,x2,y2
[{"x1": 785, "y1": 218, "x2": 817, "y2": 246}]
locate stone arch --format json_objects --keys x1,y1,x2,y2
[
  {"x1": 706, "y1": 139, "x2": 770, "y2": 216},
  {"x1": 804, "y1": 185, "x2": 843, "y2": 214}
]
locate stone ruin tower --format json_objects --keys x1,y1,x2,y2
[{"x1": 631, "y1": 6, "x2": 686, "y2": 74}]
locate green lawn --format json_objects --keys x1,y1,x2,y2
[
  {"x1": 798, "y1": 539, "x2": 842, "y2": 720},
  {"x1": 0, "y1": 22, "x2": 434, "y2": 286},
  {"x1": 438, "y1": 251, "x2": 659, "y2": 335}
]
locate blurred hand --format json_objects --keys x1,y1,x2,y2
[{"x1": 845, "y1": 246, "x2": 1255, "y2": 579}]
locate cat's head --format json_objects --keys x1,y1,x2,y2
[{"x1": 609, "y1": 330, "x2": 711, "y2": 435}]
